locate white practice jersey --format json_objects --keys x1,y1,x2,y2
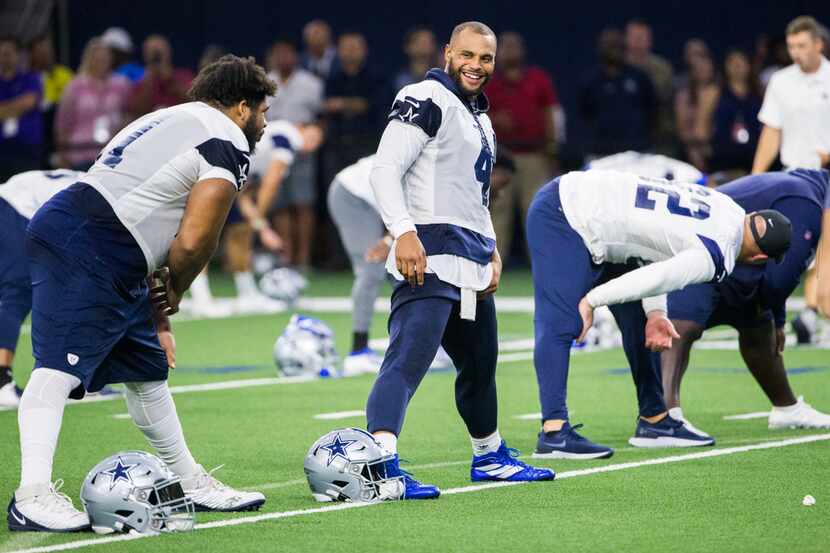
[
  {"x1": 336, "y1": 155, "x2": 378, "y2": 211},
  {"x1": 371, "y1": 69, "x2": 497, "y2": 293},
  {"x1": 249, "y1": 120, "x2": 304, "y2": 180},
  {"x1": 586, "y1": 151, "x2": 705, "y2": 184},
  {"x1": 0, "y1": 169, "x2": 83, "y2": 219},
  {"x1": 558, "y1": 170, "x2": 746, "y2": 309},
  {"x1": 83, "y1": 102, "x2": 250, "y2": 273}
]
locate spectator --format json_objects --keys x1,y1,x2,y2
[
  {"x1": 266, "y1": 37, "x2": 323, "y2": 124},
  {"x1": 625, "y1": 19, "x2": 675, "y2": 155},
  {"x1": 101, "y1": 27, "x2": 143, "y2": 83},
  {"x1": 127, "y1": 34, "x2": 193, "y2": 119},
  {"x1": 198, "y1": 44, "x2": 226, "y2": 71},
  {"x1": 753, "y1": 15, "x2": 830, "y2": 172},
  {"x1": 758, "y1": 35, "x2": 791, "y2": 88},
  {"x1": 302, "y1": 19, "x2": 337, "y2": 80},
  {"x1": 0, "y1": 36, "x2": 43, "y2": 180},
  {"x1": 28, "y1": 34, "x2": 73, "y2": 167},
  {"x1": 487, "y1": 31, "x2": 559, "y2": 259},
  {"x1": 699, "y1": 49, "x2": 762, "y2": 174},
  {"x1": 674, "y1": 52, "x2": 716, "y2": 169},
  {"x1": 54, "y1": 37, "x2": 131, "y2": 170},
  {"x1": 675, "y1": 38, "x2": 711, "y2": 90},
  {"x1": 391, "y1": 27, "x2": 437, "y2": 92},
  {"x1": 579, "y1": 28, "x2": 656, "y2": 157}
]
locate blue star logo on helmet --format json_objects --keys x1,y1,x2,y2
[
  {"x1": 318, "y1": 434, "x2": 357, "y2": 466},
  {"x1": 102, "y1": 458, "x2": 137, "y2": 490}
]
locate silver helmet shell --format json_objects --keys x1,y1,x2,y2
[
  {"x1": 80, "y1": 451, "x2": 195, "y2": 535},
  {"x1": 304, "y1": 428, "x2": 403, "y2": 502},
  {"x1": 273, "y1": 314, "x2": 339, "y2": 377},
  {"x1": 259, "y1": 267, "x2": 308, "y2": 303}
]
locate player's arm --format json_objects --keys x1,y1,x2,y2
[
  {"x1": 751, "y1": 125, "x2": 781, "y2": 174},
  {"x1": 586, "y1": 249, "x2": 716, "y2": 309},
  {"x1": 816, "y1": 209, "x2": 830, "y2": 317},
  {"x1": 165, "y1": 179, "x2": 237, "y2": 306},
  {"x1": 371, "y1": 106, "x2": 434, "y2": 286},
  {"x1": 256, "y1": 158, "x2": 289, "y2": 215},
  {"x1": 237, "y1": 189, "x2": 282, "y2": 252}
]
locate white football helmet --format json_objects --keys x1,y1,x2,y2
[
  {"x1": 273, "y1": 314, "x2": 339, "y2": 377},
  {"x1": 304, "y1": 428, "x2": 403, "y2": 502},
  {"x1": 81, "y1": 451, "x2": 194, "y2": 535},
  {"x1": 259, "y1": 267, "x2": 309, "y2": 303}
]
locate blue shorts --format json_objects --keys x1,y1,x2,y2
[
  {"x1": 668, "y1": 274, "x2": 772, "y2": 330},
  {"x1": 27, "y1": 183, "x2": 168, "y2": 398},
  {"x1": 0, "y1": 198, "x2": 32, "y2": 352}
]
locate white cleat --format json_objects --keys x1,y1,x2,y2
[
  {"x1": 668, "y1": 407, "x2": 712, "y2": 438},
  {"x1": 233, "y1": 293, "x2": 284, "y2": 315},
  {"x1": 429, "y1": 346, "x2": 455, "y2": 371},
  {"x1": 8, "y1": 481, "x2": 90, "y2": 532},
  {"x1": 0, "y1": 381, "x2": 20, "y2": 409},
  {"x1": 188, "y1": 299, "x2": 234, "y2": 318},
  {"x1": 769, "y1": 396, "x2": 830, "y2": 429},
  {"x1": 183, "y1": 465, "x2": 265, "y2": 512},
  {"x1": 342, "y1": 349, "x2": 383, "y2": 376}
]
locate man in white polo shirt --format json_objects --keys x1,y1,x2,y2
[{"x1": 752, "y1": 15, "x2": 830, "y2": 344}]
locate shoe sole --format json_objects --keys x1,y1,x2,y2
[
  {"x1": 628, "y1": 436, "x2": 715, "y2": 448},
  {"x1": 193, "y1": 498, "x2": 265, "y2": 513},
  {"x1": 532, "y1": 450, "x2": 613, "y2": 460},
  {"x1": 471, "y1": 474, "x2": 556, "y2": 482},
  {"x1": 768, "y1": 423, "x2": 830, "y2": 429},
  {"x1": 8, "y1": 522, "x2": 91, "y2": 533}
]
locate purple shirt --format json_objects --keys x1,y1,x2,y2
[{"x1": 0, "y1": 71, "x2": 43, "y2": 146}]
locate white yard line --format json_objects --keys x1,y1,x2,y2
[
  {"x1": 8, "y1": 433, "x2": 829, "y2": 553},
  {"x1": 312, "y1": 410, "x2": 366, "y2": 420},
  {"x1": 723, "y1": 411, "x2": 770, "y2": 420}
]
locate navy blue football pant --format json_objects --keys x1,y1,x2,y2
[
  {"x1": 527, "y1": 179, "x2": 666, "y2": 422},
  {"x1": 366, "y1": 275, "x2": 498, "y2": 438},
  {"x1": 0, "y1": 198, "x2": 32, "y2": 353}
]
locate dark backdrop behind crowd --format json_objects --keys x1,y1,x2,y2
[{"x1": 57, "y1": 0, "x2": 829, "y2": 154}]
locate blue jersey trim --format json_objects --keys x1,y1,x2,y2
[
  {"x1": 195, "y1": 138, "x2": 250, "y2": 191},
  {"x1": 424, "y1": 68, "x2": 490, "y2": 114},
  {"x1": 416, "y1": 223, "x2": 496, "y2": 265},
  {"x1": 697, "y1": 234, "x2": 727, "y2": 283},
  {"x1": 388, "y1": 96, "x2": 443, "y2": 138},
  {"x1": 271, "y1": 134, "x2": 293, "y2": 151}
]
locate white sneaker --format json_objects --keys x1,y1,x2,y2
[
  {"x1": 668, "y1": 407, "x2": 712, "y2": 438},
  {"x1": 769, "y1": 396, "x2": 830, "y2": 429},
  {"x1": 183, "y1": 465, "x2": 265, "y2": 512},
  {"x1": 189, "y1": 299, "x2": 234, "y2": 318},
  {"x1": 342, "y1": 349, "x2": 383, "y2": 376},
  {"x1": 9, "y1": 480, "x2": 90, "y2": 532},
  {"x1": 233, "y1": 293, "x2": 284, "y2": 315},
  {"x1": 429, "y1": 346, "x2": 455, "y2": 371},
  {"x1": 0, "y1": 381, "x2": 20, "y2": 409}
]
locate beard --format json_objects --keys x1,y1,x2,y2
[
  {"x1": 447, "y1": 61, "x2": 490, "y2": 97},
  {"x1": 243, "y1": 113, "x2": 263, "y2": 153}
]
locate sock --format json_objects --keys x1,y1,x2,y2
[
  {"x1": 233, "y1": 271, "x2": 259, "y2": 299},
  {"x1": 799, "y1": 308, "x2": 818, "y2": 333},
  {"x1": 124, "y1": 381, "x2": 200, "y2": 481},
  {"x1": 189, "y1": 272, "x2": 213, "y2": 304},
  {"x1": 471, "y1": 430, "x2": 502, "y2": 456},
  {"x1": 0, "y1": 365, "x2": 12, "y2": 387},
  {"x1": 374, "y1": 431, "x2": 397, "y2": 455},
  {"x1": 352, "y1": 332, "x2": 369, "y2": 353},
  {"x1": 18, "y1": 368, "x2": 81, "y2": 491}
]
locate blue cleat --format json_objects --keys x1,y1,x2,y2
[
  {"x1": 533, "y1": 422, "x2": 614, "y2": 460},
  {"x1": 471, "y1": 442, "x2": 555, "y2": 482},
  {"x1": 383, "y1": 455, "x2": 440, "y2": 500},
  {"x1": 628, "y1": 415, "x2": 715, "y2": 448}
]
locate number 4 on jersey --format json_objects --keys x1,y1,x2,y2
[{"x1": 475, "y1": 149, "x2": 492, "y2": 207}]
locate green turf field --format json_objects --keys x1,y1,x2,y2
[{"x1": 1, "y1": 270, "x2": 828, "y2": 553}]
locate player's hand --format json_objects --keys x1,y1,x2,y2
[
  {"x1": 775, "y1": 326, "x2": 786, "y2": 354},
  {"x1": 644, "y1": 311, "x2": 681, "y2": 351},
  {"x1": 158, "y1": 330, "x2": 176, "y2": 369},
  {"x1": 480, "y1": 251, "x2": 502, "y2": 298},
  {"x1": 259, "y1": 226, "x2": 283, "y2": 252},
  {"x1": 365, "y1": 237, "x2": 391, "y2": 263},
  {"x1": 149, "y1": 266, "x2": 180, "y2": 316},
  {"x1": 817, "y1": 150, "x2": 830, "y2": 168},
  {"x1": 395, "y1": 231, "x2": 427, "y2": 287},
  {"x1": 577, "y1": 297, "x2": 594, "y2": 343}
]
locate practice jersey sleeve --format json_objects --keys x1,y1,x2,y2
[
  {"x1": 758, "y1": 75, "x2": 782, "y2": 129},
  {"x1": 269, "y1": 124, "x2": 304, "y2": 165},
  {"x1": 642, "y1": 294, "x2": 668, "y2": 315},
  {"x1": 586, "y1": 248, "x2": 715, "y2": 308},
  {"x1": 194, "y1": 137, "x2": 250, "y2": 191}
]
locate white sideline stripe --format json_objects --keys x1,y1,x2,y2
[
  {"x1": 313, "y1": 410, "x2": 366, "y2": 420},
  {"x1": 723, "y1": 411, "x2": 770, "y2": 420},
  {"x1": 513, "y1": 413, "x2": 543, "y2": 420},
  {"x1": 110, "y1": 413, "x2": 131, "y2": 420},
  {"x1": 8, "y1": 433, "x2": 830, "y2": 553}
]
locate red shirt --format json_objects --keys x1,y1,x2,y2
[
  {"x1": 487, "y1": 66, "x2": 558, "y2": 152},
  {"x1": 128, "y1": 68, "x2": 194, "y2": 117}
]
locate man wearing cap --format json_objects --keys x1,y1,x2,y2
[
  {"x1": 661, "y1": 168, "x2": 830, "y2": 437},
  {"x1": 101, "y1": 27, "x2": 144, "y2": 83},
  {"x1": 526, "y1": 169, "x2": 792, "y2": 459}
]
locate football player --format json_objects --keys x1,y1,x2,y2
[
  {"x1": 586, "y1": 150, "x2": 707, "y2": 185},
  {"x1": 662, "y1": 169, "x2": 830, "y2": 435},
  {"x1": 0, "y1": 169, "x2": 83, "y2": 408},
  {"x1": 526, "y1": 170, "x2": 792, "y2": 458},
  {"x1": 9, "y1": 55, "x2": 271, "y2": 533},
  {"x1": 365, "y1": 22, "x2": 554, "y2": 500}
]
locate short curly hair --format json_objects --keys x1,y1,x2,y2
[{"x1": 188, "y1": 54, "x2": 276, "y2": 108}]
